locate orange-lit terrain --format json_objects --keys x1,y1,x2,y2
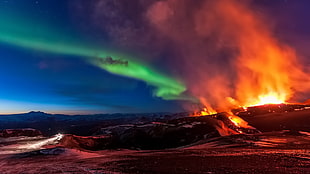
[{"x1": 1, "y1": 102, "x2": 309, "y2": 173}]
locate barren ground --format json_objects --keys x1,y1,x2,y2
[{"x1": 0, "y1": 109, "x2": 309, "y2": 174}]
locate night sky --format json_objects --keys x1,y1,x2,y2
[{"x1": 0, "y1": 0, "x2": 309, "y2": 114}]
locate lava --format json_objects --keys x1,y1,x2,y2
[
  {"x1": 178, "y1": 0, "x2": 310, "y2": 113},
  {"x1": 200, "y1": 108, "x2": 217, "y2": 116},
  {"x1": 243, "y1": 92, "x2": 286, "y2": 108}
]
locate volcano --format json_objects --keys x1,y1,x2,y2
[
  {"x1": 0, "y1": 104, "x2": 309, "y2": 173},
  {"x1": 1, "y1": 0, "x2": 310, "y2": 173}
]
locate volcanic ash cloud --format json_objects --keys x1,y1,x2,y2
[{"x1": 145, "y1": 0, "x2": 310, "y2": 112}]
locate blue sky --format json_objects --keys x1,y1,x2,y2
[
  {"x1": 0, "y1": 0, "x2": 309, "y2": 114},
  {"x1": 0, "y1": 0, "x2": 186, "y2": 114}
]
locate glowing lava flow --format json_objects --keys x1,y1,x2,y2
[
  {"x1": 227, "y1": 114, "x2": 251, "y2": 128},
  {"x1": 252, "y1": 94, "x2": 285, "y2": 106},
  {"x1": 241, "y1": 92, "x2": 286, "y2": 108},
  {"x1": 184, "y1": 0, "x2": 310, "y2": 114},
  {"x1": 258, "y1": 95, "x2": 284, "y2": 105},
  {"x1": 200, "y1": 107, "x2": 217, "y2": 116}
]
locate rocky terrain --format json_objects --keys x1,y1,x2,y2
[{"x1": 0, "y1": 104, "x2": 309, "y2": 173}]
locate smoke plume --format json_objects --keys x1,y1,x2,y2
[{"x1": 78, "y1": 0, "x2": 310, "y2": 111}]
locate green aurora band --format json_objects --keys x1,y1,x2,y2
[{"x1": 0, "y1": 13, "x2": 189, "y2": 100}]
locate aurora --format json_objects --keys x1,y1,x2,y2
[{"x1": 0, "y1": 12, "x2": 188, "y2": 101}]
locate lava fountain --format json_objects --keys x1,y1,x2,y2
[
  {"x1": 188, "y1": 0, "x2": 310, "y2": 113},
  {"x1": 160, "y1": 0, "x2": 310, "y2": 130}
]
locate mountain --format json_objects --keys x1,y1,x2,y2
[{"x1": 0, "y1": 111, "x2": 187, "y2": 136}]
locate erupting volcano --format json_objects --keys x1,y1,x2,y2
[
  {"x1": 1, "y1": 0, "x2": 310, "y2": 173},
  {"x1": 178, "y1": 0, "x2": 310, "y2": 117}
]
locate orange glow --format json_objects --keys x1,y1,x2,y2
[
  {"x1": 257, "y1": 94, "x2": 284, "y2": 105},
  {"x1": 228, "y1": 114, "x2": 251, "y2": 128},
  {"x1": 216, "y1": 0, "x2": 295, "y2": 109},
  {"x1": 201, "y1": 107, "x2": 217, "y2": 116},
  {"x1": 188, "y1": 0, "x2": 310, "y2": 112},
  {"x1": 195, "y1": 97, "x2": 217, "y2": 116},
  {"x1": 147, "y1": 0, "x2": 310, "y2": 115},
  {"x1": 193, "y1": 107, "x2": 217, "y2": 116},
  {"x1": 189, "y1": 0, "x2": 310, "y2": 130},
  {"x1": 248, "y1": 93, "x2": 285, "y2": 107}
]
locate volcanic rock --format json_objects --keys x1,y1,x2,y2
[
  {"x1": 233, "y1": 103, "x2": 310, "y2": 117},
  {"x1": 60, "y1": 115, "x2": 255, "y2": 150},
  {"x1": 39, "y1": 148, "x2": 66, "y2": 155},
  {"x1": 11, "y1": 148, "x2": 66, "y2": 158},
  {"x1": 60, "y1": 134, "x2": 113, "y2": 150},
  {"x1": 0, "y1": 128, "x2": 43, "y2": 138}
]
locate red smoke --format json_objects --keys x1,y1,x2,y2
[{"x1": 147, "y1": 0, "x2": 310, "y2": 112}]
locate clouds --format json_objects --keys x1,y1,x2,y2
[
  {"x1": 72, "y1": 0, "x2": 310, "y2": 111},
  {"x1": 1, "y1": 0, "x2": 310, "y2": 114}
]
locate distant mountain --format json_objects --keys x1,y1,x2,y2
[{"x1": 0, "y1": 111, "x2": 188, "y2": 136}]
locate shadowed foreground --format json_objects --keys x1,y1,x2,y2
[
  {"x1": 0, "y1": 146, "x2": 309, "y2": 174},
  {"x1": 0, "y1": 108, "x2": 309, "y2": 173}
]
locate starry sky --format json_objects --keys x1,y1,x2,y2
[{"x1": 0, "y1": 0, "x2": 309, "y2": 114}]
